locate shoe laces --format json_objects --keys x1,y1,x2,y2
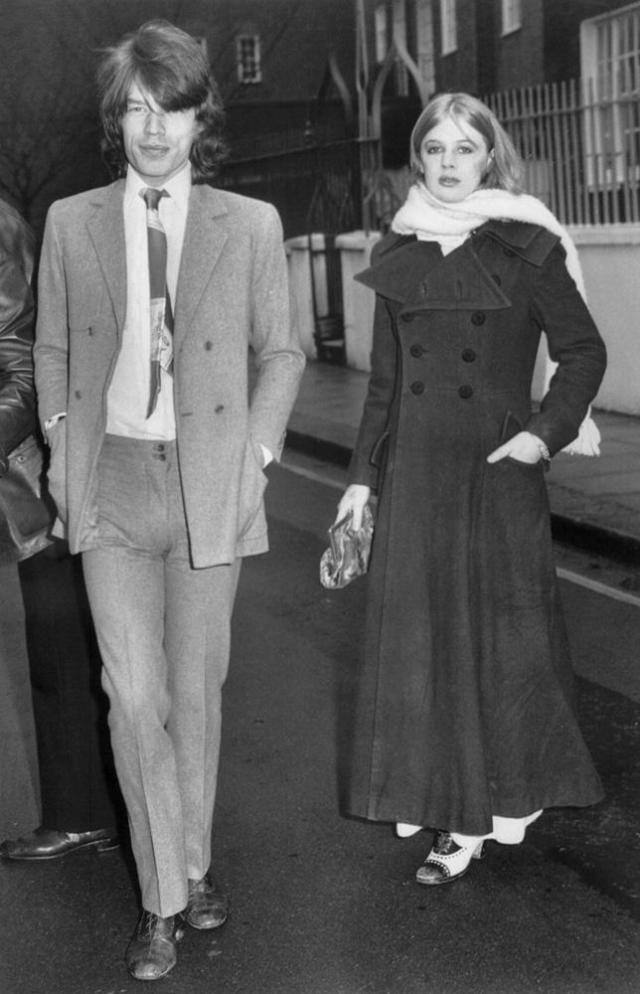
[{"x1": 433, "y1": 831, "x2": 461, "y2": 855}]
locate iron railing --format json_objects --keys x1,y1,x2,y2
[{"x1": 487, "y1": 79, "x2": 640, "y2": 225}]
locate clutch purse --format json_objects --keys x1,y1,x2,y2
[{"x1": 320, "y1": 504, "x2": 374, "y2": 590}]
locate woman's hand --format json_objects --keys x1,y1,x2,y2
[
  {"x1": 335, "y1": 484, "x2": 371, "y2": 531},
  {"x1": 487, "y1": 431, "x2": 548, "y2": 466}
]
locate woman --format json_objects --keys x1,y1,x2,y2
[{"x1": 336, "y1": 93, "x2": 606, "y2": 886}]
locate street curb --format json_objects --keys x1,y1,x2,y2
[
  {"x1": 550, "y1": 515, "x2": 640, "y2": 565},
  {"x1": 286, "y1": 429, "x2": 352, "y2": 468},
  {"x1": 285, "y1": 430, "x2": 640, "y2": 565}
]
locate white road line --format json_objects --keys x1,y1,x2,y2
[
  {"x1": 280, "y1": 460, "x2": 344, "y2": 491},
  {"x1": 556, "y1": 567, "x2": 640, "y2": 607},
  {"x1": 281, "y1": 460, "x2": 640, "y2": 608}
]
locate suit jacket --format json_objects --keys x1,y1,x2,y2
[{"x1": 34, "y1": 180, "x2": 305, "y2": 567}]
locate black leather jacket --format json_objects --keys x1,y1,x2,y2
[{"x1": 0, "y1": 198, "x2": 36, "y2": 474}]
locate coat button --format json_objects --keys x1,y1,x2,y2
[
  {"x1": 410, "y1": 381, "x2": 425, "y2": 395},
  {"x1": 421, "y1": 281, "x2": 429, "y2": 296},
  {"x1": 458, "y1": 384, "x2": 473, "y2": 399},
  {"x1": 461, "y1": 348, "x2": 476, "y2": 362},
  {"x1": 503, "y1": 247, "x2": 515, "y2": 257},
  {"x1": 471, "y1": 311, "x2": 485, "y2": 326},
  {"x1": 410, "y1": 344, "x2": 424, "y2": 358},
  {"x1": 492, "y1": 274, "x2": 502, "y2": 285},
  {"x1": 402, "y1": 312, "x2": 416, "y2": 323}
]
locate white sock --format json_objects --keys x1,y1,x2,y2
[{"x1": 395, "y1": 822, "x2": 423, "y2": 838}]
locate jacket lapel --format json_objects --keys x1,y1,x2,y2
[
  {"x1": 174, "y1": 185, "x2": 229, "y2": 344},
  {"x1": 85, "y1": 181, "x2": 127, "y2": 332}
]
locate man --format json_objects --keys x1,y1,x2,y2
[
  {"x1": 0, "y1": 196, "x2": 119, "y2": 861},
  {"x1": 34, "y1": 19, "x2": 304, "y2": 982}
]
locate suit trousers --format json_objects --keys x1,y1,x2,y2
[{"x1": 82, "y1": 435, "x2": 241, "y2": 917}]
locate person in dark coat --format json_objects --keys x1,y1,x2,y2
[
  {"x1": 0, "y1": 196, "x2": 120, "y2": 859},
  {"x1": 335, "y1": 93, "x2": 607, "y2": 886}
]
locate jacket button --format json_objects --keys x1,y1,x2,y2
[
  {"x1": 458, "y1": 384, "x2": 473, "y2": 399},
  {"x1": 492, "y1": 274, "x2": 502, "y2": 285},
  {"x1": 402, "y1": 312, "x2": 416, "y2": 323},
  {"x1": 421, "y1": 281, "x2": 428, "y2": 296},
  {"x1": 503, "y1": 247, "x2": 515, "y2": 257},
  {"x1": 410, "y1": 344, "x2": 424, "y2": 358},
  {"x1": 461, "y1": 348, "x2": 476, "y2": 362},
  {"x1": 410, "y1": 381, "x2": 425, "y2": 395},
  {"x1": 471, "y1": 311, "x2": 485, "y2": 326}
]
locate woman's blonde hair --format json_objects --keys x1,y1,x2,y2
[{"x1": 409, "y1": 92, "x2": 523, "y2": 193}]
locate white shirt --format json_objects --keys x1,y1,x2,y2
[{"x1": 105, "y1": 163, "x2": 191, "y2": 440}]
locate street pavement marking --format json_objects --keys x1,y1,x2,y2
[
  {"x1": 281, "y1": 459, "x2": 640, "y2": 609},
  {"x1": 557, "y1": 567, "x2": 640, "y2": 608},
  {"x1": 279, "y1": 459, "x2": 344, "y2": 491}
]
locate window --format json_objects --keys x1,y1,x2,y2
[
  {"x1": 581, "y1": 2, "x2": 640, "y2": 184},
  {"x1": 501, "y1": 0, "x2": 522, "y2": 36},
  {"x1": 375, "y1": 4, "x2": 388, "y2": 63},
  {"x1": 440, "y1": 0, "x2": 457, "y2": 55},
  {"x1": 236, "y1": 34, "x2": 261, "y2": 84},
  {"x1": 392, "y1": 0, "x2": 409, "y2": 94}
]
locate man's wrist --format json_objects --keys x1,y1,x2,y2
[{"x1": 44, "y1": 412, "x2": 66, "y2": 442}]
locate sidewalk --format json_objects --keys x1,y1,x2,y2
[{"x1": 286, "y1": 360, "x2": 640, "y2": 561}]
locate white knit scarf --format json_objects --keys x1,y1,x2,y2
[{"x1": 392, "y1": 184, "x2": 600, "y2": 456}]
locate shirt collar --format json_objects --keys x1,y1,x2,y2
[{"x1": 125, "y1": 162, "x2": 192, "y2": 211}]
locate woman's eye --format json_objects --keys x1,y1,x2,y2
[{"x1": 425, "y1": 146, "x2": 441, "y2": 155}]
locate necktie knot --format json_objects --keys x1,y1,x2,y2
[{"x1": 142, "y1": 187, "x2": 168, "y2": 211}]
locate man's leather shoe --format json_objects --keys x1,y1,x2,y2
[
  {"x1": 182, "y1": 871, "x2": 228, "y2": 930},
  {"x1": 0, "y1": 827, "x2": 119, "y2": 860},
  {"x1": 125, "y1": 911, "x2": 183, "y2": 981}
]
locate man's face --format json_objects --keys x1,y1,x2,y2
[{"x1": 121, "y1": 81, "x2": 201, "y2": 186}]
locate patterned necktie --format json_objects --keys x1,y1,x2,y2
[{"x1": 142, "y1": 187, "x2": 174, "y2": 418}]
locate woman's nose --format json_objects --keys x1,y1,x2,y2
[{"x1": 441, "y1": 149, "x2": 455, "y2": 168}]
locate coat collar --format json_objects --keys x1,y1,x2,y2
[
  {"x1": 355, "y1": 231, "x2": 510, "y2": 311},
  {"x1": 477, "y1": 218, "x2": 559, "y2": 265},
  {"x1": 83, "y1": 180, "x2": 231, "y2": 337},
  {"x1": 174, "y1": 183, "x2": 229, "y2": 341},
  {"x1": 85, "y1": 180, "x2": 127, "y2": 330},
  {"x1": 355, "y1": 219, "x2": 556, "y2": 310}
]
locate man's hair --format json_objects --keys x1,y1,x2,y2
[
  {"x1": 409, "y1": 92, "x2": 523, "y2": 193},
  {"x1": 97, "y1": 19, "x2": 227, "y2": 182}
]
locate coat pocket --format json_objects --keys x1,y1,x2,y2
[
  {"x1": 237, "y1": 438, "x2": 268, "y2": 538},
  {"x1": 499, "y1": 410, "x2": 542, "y2": 470}
]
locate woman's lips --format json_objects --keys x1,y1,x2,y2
[{"x1": 439, "y1": 176, "x2": 459, "y2": 186}]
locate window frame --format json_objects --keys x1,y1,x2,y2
[
  {"x1": 439, "y1": 0, "x2": 457, "y2": 56},
  {"x1": 236, "y1": 33, "x2": 262, "y2": 85},
  {"x1": 501, "y1": 0, "x2": 522, "y2": 37}
]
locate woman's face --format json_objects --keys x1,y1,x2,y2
[{"x1": 418, "y1": 115, "x2": 491, "y2": 203}]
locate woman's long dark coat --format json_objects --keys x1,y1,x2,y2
[{"x1": 347, "y1": 220, "x2": 606, "y2": 835}]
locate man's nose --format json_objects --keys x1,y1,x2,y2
[{"x1": 144, "y1": 110, "x2": 165, "y2": 134}]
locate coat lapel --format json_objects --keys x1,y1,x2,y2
[
  {"x1": 85, "y1": 181, "x2": 127, "y2": 332},
  {"x1": 174, "y1": 185, "x2": 229, "y2": 344},
  {"x1": 357, "y1": 235, "x2": 511, "y2": 312}
]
